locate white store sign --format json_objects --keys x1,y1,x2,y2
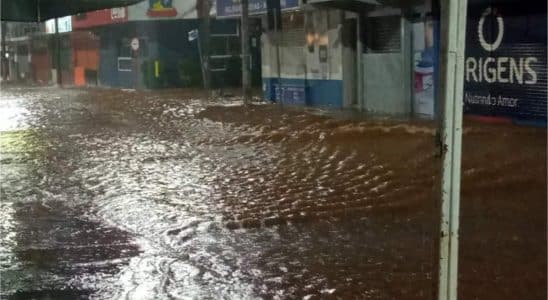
[{"x1": 45, "y1": 16, "x2": 72, "y2": 34}]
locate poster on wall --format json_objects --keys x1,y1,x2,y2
[
  {"x1": 413, "y1": 17, "x2": 435, "y2": 118},
  {"x1": 147, "y1": 0, "x2": 178, "y2": 17},
  {"x1": 463, "y1": 0, "x2": 547, "y2": 122},
  {"x1": 128, "y1": 0, "x2": 198, "y2": 20}
]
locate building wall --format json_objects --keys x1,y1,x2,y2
[
  {"x1": 359, "y1": 9, "x2": 414, "y2": 116},
  {"x1": 4, "y1": 22, "x2": 44, "y2": 39},
  {"x1": 153, "y1": 20, "x2": 201, "y2": 88},
  {"x1": 4, "y1": 22, "x2": 45, "y2": 83},
  {"x1": 71, "y1": 31, "x2": 100, "y2": 86},
  {"x1": 412, "y1": 16, "x2": 436, "y2": 118},
  {"x1": 261, "y1": 25, "x2": 307, "y2": 105},
  {"x1": 30, "y1": 36, "x2": 52, "y2": 84},
  {"x1": 72, "y1": 8, "x2": 128, "y2": 29},
  {"x1": 216, "y1": 0, "x2": 298, "y2": 18},
  {"x1": 73, "y1": 0, "x2": 243, "y2": 89},
  {"x1": 98, "y1": 23, "x2": 156, "y2": 88},
  {"x1": 58, "y1": 34, "x2": 74, "y2": 85},
  {"x1": 15, "y1": 43, "x2": 31, "y2": 80},
  {"x1": 305, "y1": 9, "x2": 344, "y2": 107},
  {"x1": 262, "y1": 9, "x2": 345, "y2": 108}
]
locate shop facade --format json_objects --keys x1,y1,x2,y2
[
  {"x1": 256, "y1": 1, "x2": 427, "y2": 116},
  {"x1": 72, "y1": 1, "x2": 244, "y2": 89},
  {"x1": 248, "y1": 0, "x2": 546, "y2": 124}
]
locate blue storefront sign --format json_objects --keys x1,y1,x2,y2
[
  {"x1": 463, "y1": 0, "x2": 547, "y2": 124},
  {"x1": 216, "y1": 0, "x2": 299, "y2": 18}
]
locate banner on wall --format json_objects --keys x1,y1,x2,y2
[
  {"x1": 147, "y1": 0, "x2": 178, "y2": 17},
  {"x1": 128, "y1": 0, "x2": 198, "y2": 20},
  {"x1": 463, "y1": 0, "x2": 547, "y2": 121},
  {"x1": 216, "y1": 0, "x2": 299, "y2": 18},
  {"x1": 72, "y1": 8, "x2": 128, "y2": 29}
]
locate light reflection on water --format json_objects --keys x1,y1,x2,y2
[{"x1": 0, "y1": 104, "x2": 30, "y2": 132}]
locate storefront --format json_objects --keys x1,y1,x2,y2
[
  {"x1": 258, "y1": 0, "x2": 418, "y2": 113},
  {"x1": 257, "y1": 0, "x2": 546, "y2": 126},
  {"x1": 4, "y1": 36, "x2": 32, "y2": 82},
  {"x1": 72, "y1": 1, "x2": 242, "y2": 89},
  {"x1": 45, "y1": 16, "x2": 74, "y2": 85}
]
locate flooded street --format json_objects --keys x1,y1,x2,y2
[{"x1": 0, "y1": 87, "x2": 545, "y2": 299}]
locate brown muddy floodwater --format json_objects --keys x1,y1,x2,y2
[{"x1": 0, "y1": 87, "x2": 545, "y2": 299}]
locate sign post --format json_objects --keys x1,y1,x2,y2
[
  {"x1": 437, "y1": 0, "x2": 468, "y2": 299},
  {"x1": 131, "y1": 37, "x2": 140, "y2": 88},
  {"x1": 55, "y1": 18, "x2": 62, "y2": 86}
]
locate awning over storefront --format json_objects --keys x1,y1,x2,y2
[{"x1": 1, "y1": 0, "x2": 143, "y2": 22}]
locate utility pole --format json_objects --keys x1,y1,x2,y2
[
  {"x1": 200, "y1": 0, "x2": 211, "y2": 91},
  {"x1": 240, "y1": 0, "x2": 251, "y2": 104},
  {"x1": 437, "y1": 0, "x2": 468, "y2": 299},
  {"x1": 55, "y1": 18, "x2": 62, "y2": 86}
]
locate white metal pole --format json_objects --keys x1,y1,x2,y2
[{"x1": 437, "y1": 0, "x2": 468, "y2": 299}]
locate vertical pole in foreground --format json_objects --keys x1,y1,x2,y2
[
  {"x1": 437, "y1": 0, "x2": 468, "y2": 300},
  {"x1": 55, "y1": 18, "x2": 62, "y2": 86},
  {"x1": 200, "y1": 0, "x2": 211, "y2": 91},
  {"x1": 240, "y1": 0, "x2": 251, "y2": 104}
]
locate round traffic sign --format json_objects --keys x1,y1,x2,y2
[{"x1": 131, "y1": 38, "x2": 139, "y2": 51}]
